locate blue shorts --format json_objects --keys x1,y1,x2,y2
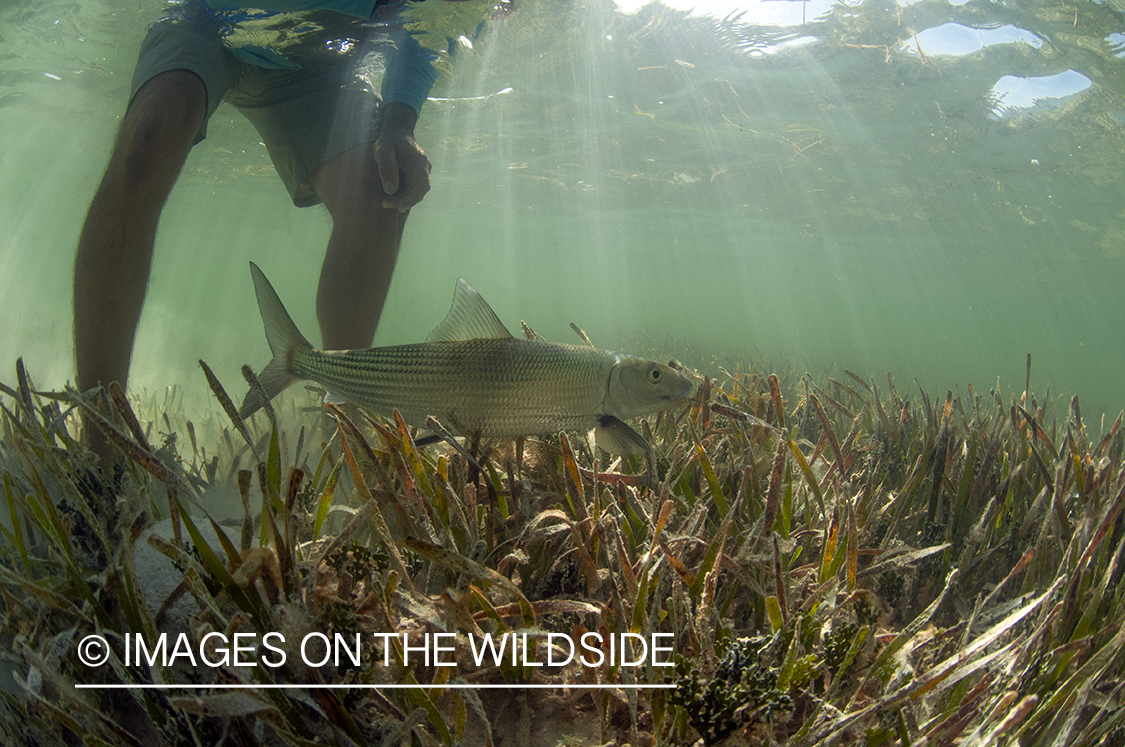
[{"x1": 130, "y1": 14, "x2": 386, "y2": 207}]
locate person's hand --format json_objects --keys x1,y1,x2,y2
[{"x1": 374, "y1": 101, "x2": 431, "y2": 212}]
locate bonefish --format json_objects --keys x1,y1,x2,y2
[{"x1": 240, "y1": 262, "x2": 694, "y2": 454}]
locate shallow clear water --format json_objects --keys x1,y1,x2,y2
[{"x1": 2, "y1": 0, "x2": 1124, "y2": 422}]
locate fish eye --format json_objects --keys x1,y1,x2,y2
[{"x1": 648, "y1": 367, "x2": 662, "y2": 384}]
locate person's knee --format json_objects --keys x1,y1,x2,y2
[
  {"x1": 322, "y1": 178, "x2": 405, "y2": 232},
  {"x1": 312, "y1": 145, "x2": 390, "y2": 214},
  {"x1": 114, "y1": 71, "x2": 207, "y2": 186}
]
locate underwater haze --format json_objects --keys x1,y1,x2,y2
[{"x1": 2, "y1": 0, "x2": 1124, "y2": 423}]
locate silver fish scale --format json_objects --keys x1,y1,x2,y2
[{"x1": 293, "y1": 337, "x2": 618, "y2": 436}]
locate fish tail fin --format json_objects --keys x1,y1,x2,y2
[{"x1": 239, "y1": 262, "x2": 313, "y2": 418}]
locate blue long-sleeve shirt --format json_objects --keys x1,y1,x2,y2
[{"x1": 200, "y1": 1, "x2": 439, "y2": 113}]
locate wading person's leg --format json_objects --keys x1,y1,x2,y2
[
  {"x1": 308, "y1": 101, "x2": 430, "y2": 350},
  {"x1": 74, "y1": 70, "x2": 207, "y2": 468},
  {"x1": 310, "y1": 144, "x2": 410, "y2": 351}
]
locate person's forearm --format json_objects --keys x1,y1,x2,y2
[{"x1": 381, "y1": 30, "x2": 439, "y2": 114}]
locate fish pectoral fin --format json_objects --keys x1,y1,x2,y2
[
  {"x1": 323, "y1": 390, "x2": 346, "y2": 405},
  {"x1": 593, "y1": 416, "x2": 652, "y2": 456},
  {"x1": 425, "y1": 278, "x2": 514, "y2": 342}
]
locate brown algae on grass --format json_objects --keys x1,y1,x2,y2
[{"x1": 1, "y1": 356, "x2": 1124, "y2": 746}]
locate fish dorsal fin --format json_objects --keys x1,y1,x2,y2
[{"x1": 426, "y1": 279, "x2": 513, "y2": 342}]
